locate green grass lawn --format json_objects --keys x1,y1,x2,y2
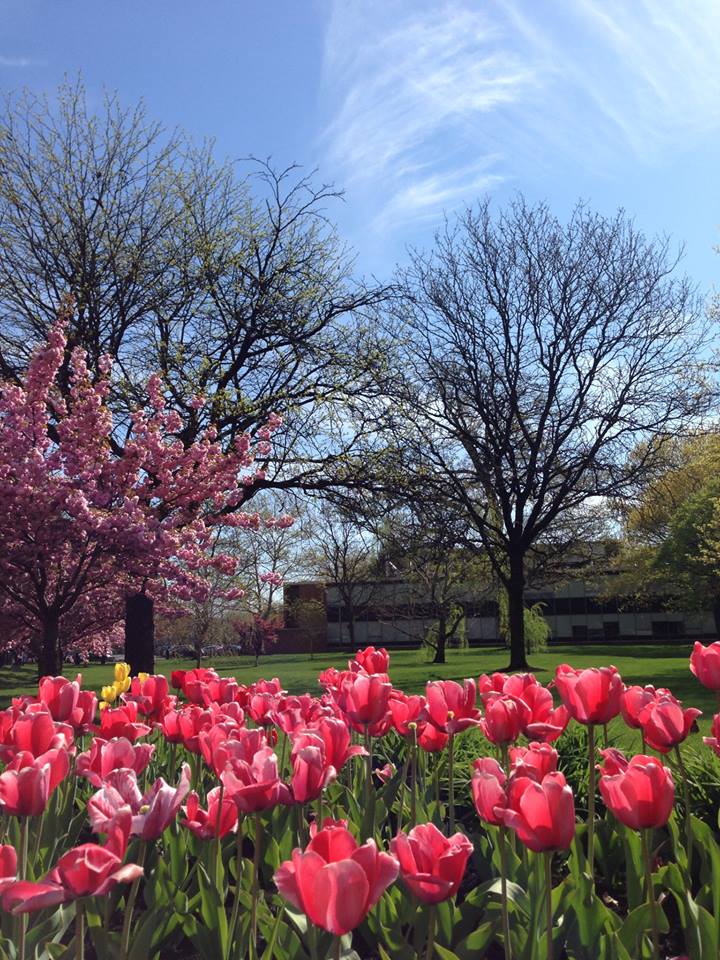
[{"x1": 1, "y1": 642, "x2": 716, "y2": 730}]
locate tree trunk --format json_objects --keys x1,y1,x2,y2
[
  {"x1": 38, "y1": 616, "x2": 62, "y2": 678},
  {"x1": 124, "y1": 593, "x2": 155, "y2": 675},
  {"x1": 506, "y1": 551, "x2": 529, "y2": 670},
  {"x1": 433, "y1": 611, "x2": 447, "y2": 664},
  {"x1": 713, "y1": 596, "x2": 720, "y2": 637},
  {"x1": 347, "y1": 615, "x2": 356, "y2": 650}
]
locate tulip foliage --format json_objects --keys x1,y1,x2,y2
[{"x1": 4, "y1": 646, "x2": 720, "y2": 959}]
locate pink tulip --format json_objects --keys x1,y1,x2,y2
[
  {"x1": 425, "y1": 680, "x2": 481, "y2": 735},
  {"x1": 509, "y1": 742, "x2": 558, "y2": 781},
  {"x1": 690, "y1": 641, "x2": 720, "y2": 690},
  {"x1": 88, "y1": 764, "x2": 191, "y2": 840},
  {"x1": 275, "y1": 822, "x2": 398, "y2": 935},
  {"x1": 0, "y1": 749, "x2": 69, "y2": 817},
  {"x1": 638, "y1": 695, "x2": 701, "y2": 754},
  {"x1": 96, "y1": 702, "x2": 151, "y2": 742},
  {"x1": 76, "y1": 737, "x2": 155, "y2": 787},
  {"x1": 498, "y1": 772, "x2": 576, "y2": 852},
  {"x1": 1, "y1": 810, "x2": 143, "y2": 913},
  {"x1": 703, "y1": 712, "x2": 720, "y2": 757},
  {"x1": 332, "y1": 673, "x2": 393, "y2": 729},
  {"x1": 182, "y1": 788, "x2": 238, "y2": 840},
  {"x1": 390, "y1": 822, "x2": 473, "y2": 904},
  {"x1": 621, "y1": 685, "x2": 662, "y2": 729},
  {"x1": 479, "y1": 694, "x2": 529, "y2": 745},
  {"x1": 289, "y1": 745, "x2": 336, "y2": 804},
  {"x1": 349, "y1": 646, "x2": 390, "y2": 675},
  {"x1": 554, "y1": 664, "x2": 623, "y2": 725},
  {"x1": 388, "y1": 692, "x2": 427, "y2": 737},
  {"x1": 471, "y1": 757, "x2": 507, "y2": 826},
  {"x1": 221, "y1": 748, "x2": 291, "y2": 813},
  {"x1": 599, "y1": 755, "x2": 675, "y2": 830}
]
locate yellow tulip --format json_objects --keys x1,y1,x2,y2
[
  {"x1": 138, "y1": 672, "x2": 149, "y2": 683},
  {"x1": 99, "y1": 701, "x2": 109, "y2": 711},
  {"x1": 101, "y1": 685, "x2": 117, "y2": 703},
  {"x1": 114, "y1": 662, "x2": 131, "y2": 683}
]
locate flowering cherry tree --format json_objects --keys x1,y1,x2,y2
[{"x1": 0, "y1": 312, "x2": 292, "y2": 675}]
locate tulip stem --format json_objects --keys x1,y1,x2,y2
[
  {"x1": 544, "y1": 852, "x2": 553, "y2": 960},
  {"x1": 364, "y1": 728, "x2": 374, "y2": 838},
  {"x1": 499, "y1": 826, "x2": 512, "y2": 960},
  {"x1": 425, "y1": 903, "x2": 436, "y2": 960},
  {"x1": 76, "y1": 899, "x2": 85, "y2": 960},
  {"x1": 410, "y1": 730, "x2": 417, "y2": 828},
  {"x1": 227, "y1": 822, "x2": 243, "y2": 960},
  {"x1": 674, "y1": 744, "x2": 693, "y2": 878},
  {"x1": 448, "y1": 732, "x2": 455, "y2": 833},
  {"x1": 587, "y1": 724, "x2": 596, "y2": 881},
  {"x1": 251, "y1": 813, "x2": 263, "y2": 958},
  {"x1": 18, "y1": 817, "x2": 29, "y2": 960},
  {"x1": 120, "y1": 841, "x2": 147, "y2": 960},
  {"x1": 333, "y1": 935, "x2": 341, "y2": 960},
  {"x1": 214, "y1": 782, "x2": 225, "y2": 888},
  {"x1": 642, "y1": 829, "x2": 660, "y2": 960}
]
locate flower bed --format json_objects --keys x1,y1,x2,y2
[{"x1": 0, "y1": 643, "x2": 719, "y2": 959}]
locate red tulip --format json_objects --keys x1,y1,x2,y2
[
  {"x1": 554, "y1": 664, "x2": 622, "y2": 725},
  {"x1": 509, "y1": 742, "x2": 558, "y2": 781},
  {"x1": 703, "y1": 712, "x2": 720, "y2": 757},
  {"x1": 638, "y1": 695, "x2": 701, "y2": 753},
  {"x1": 96, "y1": 702, "x2": 151, "y2": 742},
  {"x1": 289, "y1": 745, "x2": 336, "y2": 804},
  {"x1": 76, "y1": 737, "x2": 155, "y2": 787},
  {"x1": 599, "y1": 755, "x2": 675, "y2": 830},
  {"x1": 88, "y1": 764, "x2": 191, "y2": 840},
  {"x1": 390, "y1": 822, "x2": 473, "y2": 904},
  {"x1": 275, "y1": 822, "x2": 398, "y2": 935},
  {"x1": 182, "y1": 788, "x2": 238, "y2": 840},
  {"x1": 1, "y1": 810, "x2": 143, "y2": 913},
  {"x1": 220, "y1": 747, "x2": 291, "y2": 813},
  {"x1": 498, "y1": 772, "x2": 576, "y2": 852},
  {"x1": 690, "y1": 641, "x2": 720, "y2": 690},
  {"x1": 479, "y1": 694, "x2": 529, "y2": 745},
  {"x1": 425, "y1": 680, "x2": 481, "y2": 735},
  {"x1": 471, "y1": 757, "x2": 507, "y2": 827},
  {"x1": 349, "y1": 646, "x2": 390, "y2": 676},
  {"x1": 126, "y1": 674, "x2": 170, "y2": 720},
  {"x1": 332, "y1": 673, "x2": 393, "y2": 729}
]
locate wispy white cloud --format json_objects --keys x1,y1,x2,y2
[
  {"x1": 320, "y1": 0, "x2": 720, "y2": 233},
  {"x1": 320, "y1": 2, "x2": 539, "y2": 227},
  {"x1": 0, "y1": 55, "x2": 32, "y2": 68}
]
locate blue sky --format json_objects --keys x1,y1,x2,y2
[{"x1": 1, "y1": 0, "x2": 719, "y2": 296}]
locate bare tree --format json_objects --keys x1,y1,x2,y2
[
  {"x1": 306, "y1": 506, "x2": 378, "y2": 649},
  {"x1": 382, "y1": 198, "x2": 714, "y2": 669},
  {"x1": 376, "y1": 510, "x2": 488, "y2": 663}
]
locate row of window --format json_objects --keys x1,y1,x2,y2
[{"x1": 326, "y1": 594, "x2": 682, "y2": 623}]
